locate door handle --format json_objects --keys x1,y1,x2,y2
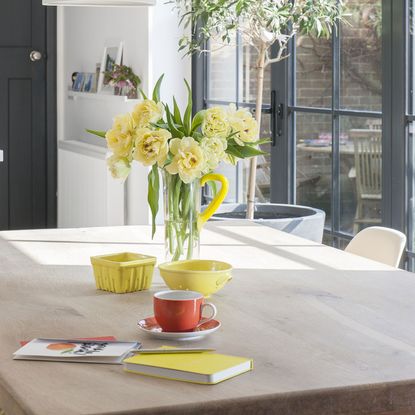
[
  {"x1": 0, "y1": 150, "x2": 3, "y2": 163},
  {"x1": 30, "y1": 50, "x2": 42, "y2": 62},
  {"x1": 271, "y1": 90, "x2": 284, "y2": 147}
]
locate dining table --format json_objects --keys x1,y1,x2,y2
[{"x1": 1, "y1": 220, "x2": 415, "y2": 415}]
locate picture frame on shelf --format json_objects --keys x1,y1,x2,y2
[
  {"x1": 83, "y1": 73, "x2": 97, "y2": 93},
  {"x1": 71, "y1": 72, "x2": 97, "y2": 93},
  {"x1": 97, "y1": 42, "x2": 123, "y2": 93},
  {"x1": 72, "y1": 72, "x2": 85, "y2": 92}
]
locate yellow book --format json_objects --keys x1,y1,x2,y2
[{"x1": 123, "y1": 351, "x2": 253, "y2": 384}]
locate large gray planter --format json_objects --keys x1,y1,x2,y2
[{"x1": 210, "y1": 203, "x2": 325, "y2": 243}]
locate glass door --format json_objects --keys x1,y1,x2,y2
[
  {"x1": 289, "y1": 0, "x2": 382, "y2": 246},
  {"x1": 204, "y1": 35, "x2": 274, "y2": 204}
]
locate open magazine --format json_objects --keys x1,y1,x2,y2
[{"x1": 13, "y1": 338, "x2": 140, "y2": 364}]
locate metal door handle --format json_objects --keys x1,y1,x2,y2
[
  {"x1": 30, "y1": 50, "x2": 42, "y2": 62},
  {"x1": 271, "y1": 90, "x2": 284, "y2": 146}
]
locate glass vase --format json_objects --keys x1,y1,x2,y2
[
  {"x1": 162, "y1": 171, "x2": 229, "y2": 262},
  {"x1": 163, "y1": 172, "x2": 201, "y2": 261}
]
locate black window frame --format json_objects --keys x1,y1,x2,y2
[{"x1": 192, "y1": 0, "x2": 412, "y2": 263}]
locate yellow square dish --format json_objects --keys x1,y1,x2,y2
[{"x1": 90, "y1": 252, "x2": 156, "y2": 293}]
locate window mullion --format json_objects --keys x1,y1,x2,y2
[{"x1": 332, "y1": 15, "x2": 341, "y2": 246}]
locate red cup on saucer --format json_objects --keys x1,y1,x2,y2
[{"x1": 153, "y1": 290, "x2": 217, "y2": 332}]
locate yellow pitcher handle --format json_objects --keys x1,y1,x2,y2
[{"x1": 198, "y1": 173, "x2": 229, "y2": 231}]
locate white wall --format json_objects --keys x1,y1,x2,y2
[
  {"x1": 58, "y1": 143, "x2": 124, "y2": 228},
  {"x1": 57, "y1": 2, "x2": 191, "y2": 228},
  {"x1": 60, "y1": 6, "x2": 150, "y2": 142},
  {"x1": 148, "y1": 5, "x2": 191, "y2": 108}
]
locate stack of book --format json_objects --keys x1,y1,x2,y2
[{"x1": 13, "y1": 339, "x2": 253, "y2": 384}]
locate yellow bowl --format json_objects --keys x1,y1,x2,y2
[
  {"x1": 158, "y1": 260, "x2": 232, "y2": 298},
  {"x1": 91, "y1": 252, "x2": 156, "y2": 293}
]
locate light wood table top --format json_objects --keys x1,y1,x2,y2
[{"x1": 1, "y1": 221, "x2": 415, "y2": 415}]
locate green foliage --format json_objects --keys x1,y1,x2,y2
[
  {"x1": 152, "y1": 74, "x2": 165, "y2": 103},
  {"x1": 104, "y1": 64, "x2": 141, "y2": 89},
  {"x1": 183, "y1": 79, "x2": 193, "y2": 135},
  {"x1": 85, "y1": 129, "x2": 106, "y2": 138},
  {"x1": 165, "y1": 105, "x2": 185, "y2": 138},
  {"x1": 172, "y1": 0, "x2": 344, "y2": 63},
  {"x1": 226, "y1": 141, "x2": 267, "y2": 158},
  {"x1": 148, "y1": 164, "x2": 160, "y2": 239},
  {"x1": 191, "y1": 110, "x2": 205, "y2": 133}
]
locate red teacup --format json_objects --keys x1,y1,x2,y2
[{"x1": 153, "y1": 290, "x2": 217, "y2": 332}]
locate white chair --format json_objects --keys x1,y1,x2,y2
[{"x1": 345, "y1": 226, "x2": 406, "y2": 267}]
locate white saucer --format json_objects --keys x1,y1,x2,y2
[{"x1": 137, "y1": 317, "x2": 221, "y2": 341}]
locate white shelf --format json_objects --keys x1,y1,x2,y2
[
  {"x1": 59, "y1": 139, "x2": 107, "y2": 160},
  {"x1": 68, "y1": 90, "x2": 141, "y2": 103}
]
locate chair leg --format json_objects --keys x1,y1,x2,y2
[{"x1": 353, "y1": 200, "x2": 362, "y2": 234}]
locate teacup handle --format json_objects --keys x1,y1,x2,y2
[{"x1": 197, "y1": 302, "x2": 217, "y2": 327}]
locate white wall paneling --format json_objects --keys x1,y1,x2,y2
[{"x1": 58, "y1": 142, "x2": 125, "y2": 228}]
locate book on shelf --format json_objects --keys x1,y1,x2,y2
[
  {"x1": 13, "y1": 338, "x2": 139, "y2": 364},
  {"x1": 123, "y1": 351, "x2": 253, "y2": 385}
]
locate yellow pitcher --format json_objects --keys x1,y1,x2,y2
[{"x1": 163, "y1": 172, "x2": 228, "y2": 261}]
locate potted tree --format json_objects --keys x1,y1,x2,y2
[{"x1": 171, "y1": 0, "x2": 344, "y2": 242}]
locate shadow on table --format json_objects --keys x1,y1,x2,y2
[{"x1": 207, "y1": 223, "x2": 337, "y2": 272}]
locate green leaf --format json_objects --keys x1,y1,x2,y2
[
  {"x1": 165, "y1": 105, "x2": 184, "y2": 138},
  {"x1": 86, "y1": 129, "x2": 106, "y2": 138},
  {"x1": 248, "y1": 138, "x2": 272, "y2": 145},
  {"x1": 147, "y1": 164, "x2": 160, "y2": 239},
  {"x1": 315, "y1": 19, "x2": 322, "y2": 36},
  {"x1": 192, "y1": 131, "x2": 203, "y2": 142},
  {"x1": 226, "y1": 144, "x2": 267, "y2": 158},
  {"x1": 226, "y1": 154, "x2": 237, "y2": 165},
  {"x1": 183, "y1": 79, "x2": 192, "y2": 135},
  {"x1": 226, "y1": 145, "x2": 244, "y2": 158},
  {"x1": 173, "y1": 97, "x2": 183, "y2": 125},
  {"x1": 238, "y1": 146, "x2": 268, "y2": 157},
  {"x1": 191, "y1": 110, "x2": 205, "y2": 133},
  {"x1": 206, "y1": 180, "x2": 218, "y2": 197},
  {"x1": 163, "y1": 152, "x2": 174, "y2": 167},
  {"x1": 152, "y1": 74, "x2": 165, "y2": 103},
  {"x1": 139, "y1": 88, "x2": 148, "y2": 100},
  {"x1": 150, "y1": 122, "x2": 169, "y2": 130},
  {"x1": 227, "y1": 130, "x2": 240, "y2": 139}
]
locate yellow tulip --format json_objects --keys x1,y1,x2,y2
[
  {"x1": 228, "y1": 104, "x2": 259, "y2": 145},
  {"x1": 133, "y1": 128, "x2": 171, "y2": 167},
  {"x1": 105, "y1": 113, "x2": 135, "y2": 158},
  {"x1": 202, "y1": 107, "x2": 230, "y2": 138},
  {"x1": 132, "y1": 99, "x2": 164, "y2": 128},
  {"x1": 200, "y1": 136, "x2": 227, "y2": 172},
  {"x1": 166, "y1": 137, "x2": 205, "y2": 183},
  {"x1": 106, "y1": 154, "x2": 131, "y2": 180}
]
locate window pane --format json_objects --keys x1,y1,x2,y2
[
  {"x1": 241, "y1": 44, "x2": 271, "y2": 105},
  {"x1": 296, "y1": 36, "x2": 332, "y2": 108},
  {"x1": 322, "y1": 234, "x2": 352, "y2": 249},
  {"x1": 339, "y1": 117, "x2": 382, "y2": 234},
  {"x1": 340, "y1": 0, "x2": 382, "y2": 111},
  {"x1": 296, "y1": 113, "x2": 332, "y2": 227},
  {"x1": 241, "y1": 113, "x2": 271, "y2": 203},
  {"x1": 207, "y1": 36, "x2": 237, "y2": 102}
]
